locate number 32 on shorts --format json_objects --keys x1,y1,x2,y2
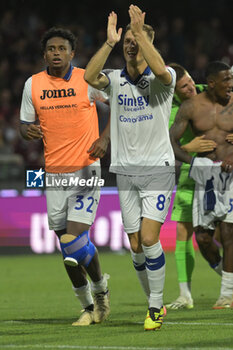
[{"x1": 75, "y1": 195, "x2": 95, "y2": 213}]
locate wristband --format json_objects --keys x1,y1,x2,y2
[{"x1": 106, "y1": 41, "x2": 114, "y2": 49}]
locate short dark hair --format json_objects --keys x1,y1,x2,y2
[
  {"x1": 41, "y1": 27, "x2": 76, "y2": 52},
  {"x1": 125, "y1": 24, "x2": 155, "y2": 42},
  {"x1": 168, "y1": 63, "x2": 187, "y2": 82},
  {"x1": 205, "y1": 61, "x2": 231, "y2": 79}
]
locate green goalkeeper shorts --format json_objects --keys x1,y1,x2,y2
[{"x1": 171, "y1": 167, "x2": 195, "y2": 222}]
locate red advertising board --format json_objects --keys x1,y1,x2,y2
[{"x1": 0, "y1": 188, "x2": 198, "y2": 254}]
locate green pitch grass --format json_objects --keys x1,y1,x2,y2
[{"x1": 0, "y1": 250, "x2": 232, "y2": 350}]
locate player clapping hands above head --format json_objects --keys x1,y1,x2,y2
[{"x1": 85, "y1": 5, "x2": 176, "y2": 330}]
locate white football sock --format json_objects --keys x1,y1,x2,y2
[
  {"x1": 91, "y1": 273, "x2": 109, "y2": 294},
  {"x1": 179, "y1": 282, "x2": 192, "y2": 300},
  {"x1": 130, "y1": 249, "x2": 150, "y2": 300},
  {"x1": 142, "y1": 241, "x2": 165, "y2": 309},
  {"x1": 220, "y1": 270, "x2": 233, "y2": 298},
  {"x1": 213, "y1": 258, "x2": 223, "y2": 276},
  {"x1": 72, "y1": 280, "x2": 93, "y2": 309}
]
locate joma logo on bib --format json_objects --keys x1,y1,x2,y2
[{"x1": 40, "y1": 88, "x2": 76, "y2": 100}]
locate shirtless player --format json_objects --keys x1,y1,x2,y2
[{"x1": 170, "y1": 61, "x2": 233, "y2": 309}]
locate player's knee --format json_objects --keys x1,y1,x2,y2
[
  {"x1": 130, "y1": 242, "x2": 142, "y2": 253},
  {"x1": 60, "y1": 233, "x2": 76, "y2": 244},
  {"x1": 220, "y1": 223, "x2": 233, "y2": 248},
  {"x1": 221, "y1": 233, "x2": 233, "y2": 249},
  {"x1": 128, "y1": 233, "x2": 142, "y2": 253},
  {"x1": 177, "y1": 222, "x2": 193, "y2": 240},
  {"x1": 195, "y1": 232, "x2": 212, "y2": 248},
  {"x1": 60, "y1": 231, "x2": 96, "y2": 267},
  {"x1": 141, "y1": 233, "x2": 159, "y2": 247}
]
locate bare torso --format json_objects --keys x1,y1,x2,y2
[{"x1": 189, "y1": 92, "x2": 233, "y2": 161}]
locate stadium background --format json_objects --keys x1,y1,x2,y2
[{"x1": 0, "y1": 0, "x2": 232, "y2": 254}]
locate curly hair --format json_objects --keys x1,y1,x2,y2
[{"x1": 41, "y1": 27, "x2": 76, "y2": 52}]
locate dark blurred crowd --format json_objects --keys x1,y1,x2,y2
[{"x1": 0, "y1": 0, "x2": 232, "y2": 183}]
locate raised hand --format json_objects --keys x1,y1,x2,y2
[
  {"x1": 107, "y1": 11, "x2": 122, "y2": 46},
  {"x1": 128, "y1": 4, "x2": 145, "y2": 35}
]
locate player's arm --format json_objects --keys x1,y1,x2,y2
[
  {"x1": 170, "y1": 94, "x2": 216, "y2": 154},
  {"x1": 129, "y1": 5, "x2": 171, "y2": 85},
  {"x1": 181, "y1": 135, "x2": 217, "y2": 153},
  {"x1": 19, "y1": 77, "x2": 43, "y2": 141},
  {"x1": 169, "y1": 105, "x2": 179, "y2": 129},
  {"x1": 88, "y1": 116, "x2": 110, "y2": 159},
  {"x1": 169, "y1": 100, "x2": 194, "y2": 164},
  {"x1": 84, "y1": 11, "x2": 122, "y2": 90},
  {"x1": 20, "y1": 123, "x2": 43, "y2": 140}
]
